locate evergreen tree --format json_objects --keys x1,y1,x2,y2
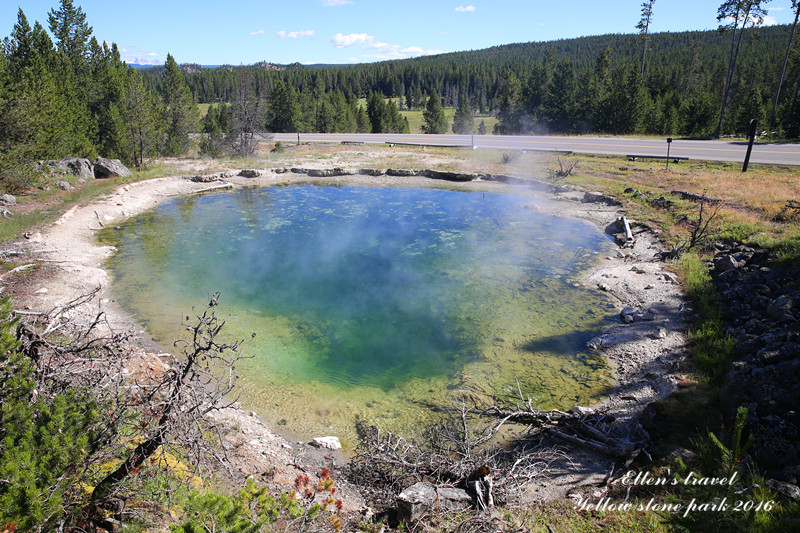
[
  {"x1": 161, "y1": 53, "x2": 199, "y2": 156},
  {"x1": 422, "y1": 90, "x2": 447, "y2": 134},
  {"x1": 47, "y1": 0, "x2": 92, "y2": 64},
  {"x1": 268, "y1": 79, "x2": 302, "y2": 132},
  {"x1": 118, "y1": 66, "x2": 161, "y2": 166},
  {"x1": 478, "y1": 119, "x2": 487, "y2": 135},
  {"x1": 452, "y1": 96, "x2": 474, "y2": 134},
  {"x1": 495, "y1": 72, "x2": 523, "y2": 134},
  {"x1": 367, "y1": 91, "x2": 387, "y2": 133},
  {"x1": 355, "y1": 104, "x2": 371, "y2": 133}
]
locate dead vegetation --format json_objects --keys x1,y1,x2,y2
[{"x1": 11, "y1": 290, "x2": 253, "y2": 529}]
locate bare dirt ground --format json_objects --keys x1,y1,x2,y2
[{"x1": 1, "y1": 150, "x2": 689, "y2": 509}]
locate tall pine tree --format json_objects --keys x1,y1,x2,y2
[
  {"x1": 161, "y1": 53, "x2": 198, "y2": 156},
  {"x1": 422, "y1": 90, "x2": 447, "y2": 134}
]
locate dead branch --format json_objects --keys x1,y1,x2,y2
[
  {"x1": 662, "y1": 189, "x2": 723, "y2": 259},
  {"x1": 549, "y1": 155, "x2": 579, "y2": 181},
  {"x1": 12, "y1": 289, "x2": 253, "y2": 527},
  {"x1": 671, "y1": 190, "x2": 722, "y2": 204}
]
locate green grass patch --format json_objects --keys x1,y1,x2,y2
[{"x1": 0, "y1": 164, "x2": 174, "y2": 244}]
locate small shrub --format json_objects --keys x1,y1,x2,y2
[{"x1": 172, "y1": 469, "x2": 345, "y2": 533}]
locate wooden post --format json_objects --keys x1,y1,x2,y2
[
  {"x1": 665, "y1": 137, "x2": 672, "y2": 171},
  {"x1": 742, "y1": 119, "x2": 758, "y2": 173}
]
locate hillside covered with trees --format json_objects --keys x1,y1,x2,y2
[
  {"x1": 3, "y1": 1, "x2": 800, "y2": 183},
  {"x1": 143, "y1": 19, "x2": 800, "y2": 140}
]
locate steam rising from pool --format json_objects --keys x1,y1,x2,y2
[{"x1": 99, "y1": 184, "x2": 617, "y2": 441}]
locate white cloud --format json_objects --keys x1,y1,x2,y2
[
  {"x1": 455, "y1": 5, "x2": 476, "y2": 12},
  {"x1": 330, "y1": 32, "x2": 441, "y2": 61},
  {"x1": 320, "y1": 0, "x2": 353, "y2": 6},
  {"x1": 762, "y1": 15, "x2": 778, "y2": 25},
  {"x1": 276, "y1": 30, "x2": 315, "y2": 39},
  {"x1": 331, "y1": 33, "x2": 381, "y2": 48},
  {"x1": 250, "y1": 29, "x2": 266, "y2": 36}
]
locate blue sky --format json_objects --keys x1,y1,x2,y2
[{"x1": 2, "y1": 1, "x2": 798, "y2": 66}]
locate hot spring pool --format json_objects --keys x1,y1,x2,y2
[{"x1": 98, "y1": 183, "x2": 618, "y2": 442}]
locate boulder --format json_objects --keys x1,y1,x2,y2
[
  {"x1": 93, "y1": 157, "x2": 132, "y2": 179},
  {"x1": 397, "y1": 482, "x2": 437, "y2": 523},
  {"x1": 60, "y1": 157, "x2": 94, "y2": 179},
  {"x1": 0, "y1": 194, "x2": 16, "y2": 206},
  {"x1": 238, "y1": 169, "x2": 260, "y2": 178},
  {"x1": 56, "y1": 180, "x2": 72, "y2": 190},
  {"x1": 582, "y1": 191, "x2": 622, "y2": 206},
  {"x1": 396, "y1": 482, "x2": 473, "y2": 523},
  {"x1": 714, "y1": 255, "x2": 740, "y2": 273},
  {"x1": 311, "y1": 436, "x2": 341, "y2": 450}
]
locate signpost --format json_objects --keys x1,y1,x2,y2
[
  {"x1": 666, "y1": 137, "x2": 673, "y2": 171},
  {"x1": 742, "y1": 119, "x2": 758, "y2": 173}
]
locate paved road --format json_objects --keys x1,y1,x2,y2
[{"x1": 271, "y1": 133, "x2": 800, "y2": 166}]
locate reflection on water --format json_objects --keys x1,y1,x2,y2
[{"x1": 99, "y1": 184, "x2": 617, "y2": 443}]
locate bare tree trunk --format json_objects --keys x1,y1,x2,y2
[
  {"x1": 716, "y1": 5, "x2": 746, "y2": 138},
  {"x1": 770, "y1": 5, "x2": 799, "y2": 128}
]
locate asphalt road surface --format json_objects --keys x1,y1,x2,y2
[{"x1": 271, "y1": 133, "x2": 800, "y2": 166}]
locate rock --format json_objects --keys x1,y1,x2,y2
[
  {"x1": 311, "y1": 436, "x2": 341, "y2": 450},
  {"x1": 620, "y1": 307, "x2": 636, "y2": 323},
  {"x1": 0, "y1": 194, "x2": 16, "y2": 205},
  {"x1": 768, "y1": 295, "x2": 793, "y2": 319},
  {"x1": 423, "y1": 169, "x2": 477, "y2": 182},
  {"x1": 570, "y1": 406, "x2": 593, "y2": 416},
  {"x1": 93, "y1": 157, "x2": 132, "y2": 178},
  {"x1": 767, "y1": 480, "x2": 800, "y2": 502},
  {"x1": 386, "y1": 169, "x2": 422, "y2": 177},
  {"x1": 397, "y1": 482, "x2": 437, "y2": 523},
  {"x1": 60, "y1": 157, "x2": 94, "y2": 179},
  {"x1": 238, "y1": 169, "x2": 260, "y2": 178},
  {"x1": 641, "y1": 309, "x2": 658, "y2": 321},
  {"x1": 436, "y1": 487, "x2": 473, "y2": 510},
  {"x1": 307, "y1": 168, "x2": 354, "y2": 177},
  {"x1": 190, "y1": 174, "x2": 220, "y2": 183},
  {"x1": 714, "y1": 255, "x2": 740, "y2": 273},
  {"x1": 582, "y1": 191, "x2": 621, "y2": 205},
  {"x1": 359, "y1": 168, "x2": 386, "y2": 176},
  {"x1": 56, "y1": 180, "x2": 72, "y2": 190},
  {"x1": 397, "y1": 482, "x2": 472, "y2": 523}
]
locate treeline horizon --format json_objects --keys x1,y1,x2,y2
[
  {"x1": 2, "y1": 1, "x2": 800, "y2": 194},
  {"x1": 141, "y1": 23, "x2": 800, "y2": 139}
]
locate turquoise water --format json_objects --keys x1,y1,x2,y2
[{"x1": 99, "y1": 184, "x2": 617, "y2": 441}]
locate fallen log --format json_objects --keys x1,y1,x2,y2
[{"x1": 671, "y1": 190, "x2": 722, "y2": 203}]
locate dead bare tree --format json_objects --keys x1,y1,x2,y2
[
  {"x1": 548, "y1": 154, "x2": 579, "y2": 181},
  {"x1": 663, "y1": 189, "x2": 723, "y2": 259},
  {"x1": 346, "y1": 395, "x2": 566, "y2": 510},
  {"x1": 12, "y1": 290, "x2": 252, "y2": 528},
  {"x1": 90, "y1": 293, "x2": 252, "y2": 503}
]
